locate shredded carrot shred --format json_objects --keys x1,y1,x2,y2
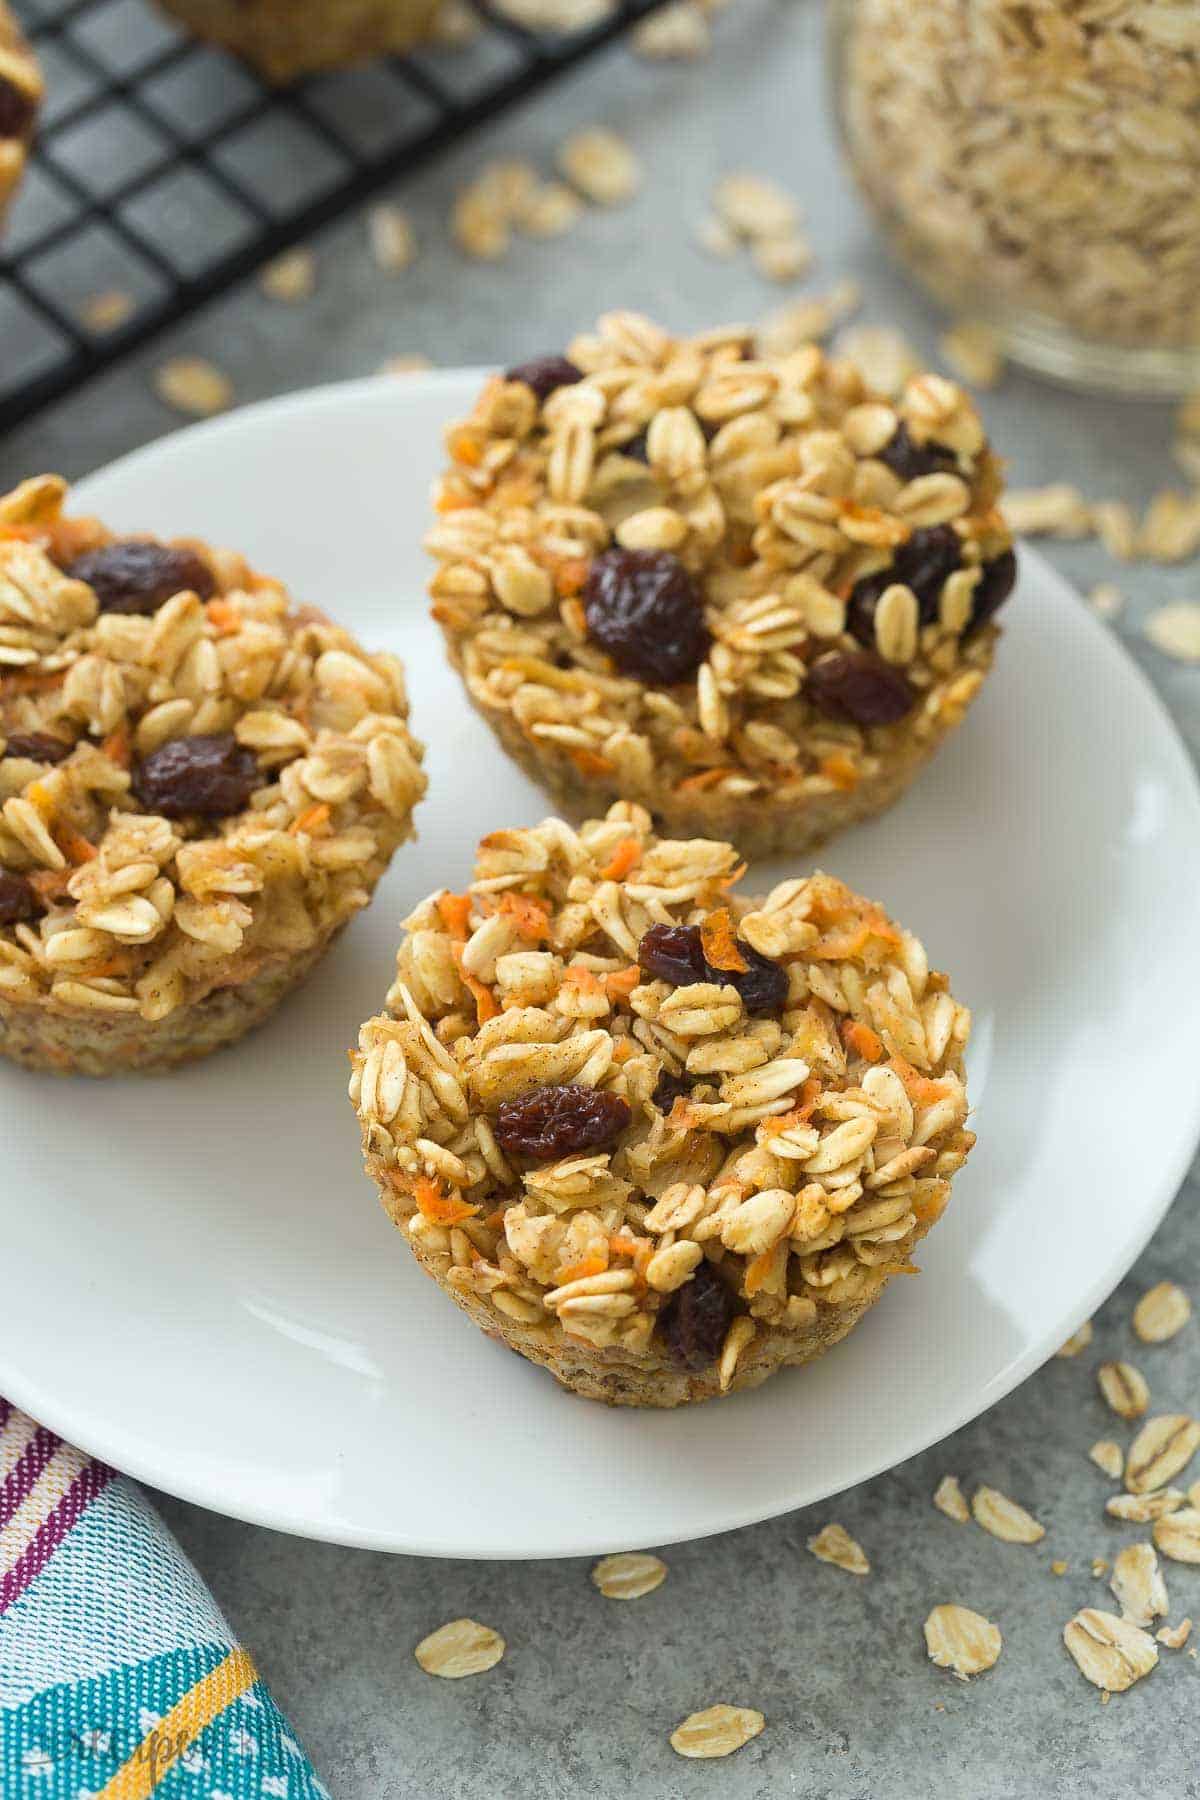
[
  {"x1": 743, "y1": 1243, "x2": 783, "y2": 1297},
  {"x1": 101, "y1": 725, "x2": 131, "y2": 769},
  {"x1": 886, "y1": 1055, "x2": 951, "y2": 1106},
  {"x1": 598, "y1": 837, "x2": 642, "y2": 883},
  {"x1": 436, "y1": 891, "x2": 472, "y2": 940},
  {"x1": 498, "y1": 890, "x2": 552, "y2": 942},
  {"x1": 675, "y1": 766, "x2": 734, "y2": 793},
  {"x1": 25, "y1": 780, "x2": 54, "y2": 821},
  {"x1": 27, "y1": 869, "x2": 72, "y2": 903},
  {"x1": 55, "y1": 824, "x2": 97, "y2": 865},
  {"x1": 449, "y1": 432, "x2": 482, "y2": 468},
  {"x1": 700, "y1": 907, "x2": 749, "y2": 974},
  {"x1": 841, "y1": 1019, "x2": 884, "y2": 1063},
  {"x1": 289, "y1": 802, "x2": 332, "y2": 837},
  {"x1": 561, "y1": 964, "x2": 604, "y2": 997},
  {"x1": 555, "y1": 1255, "x2": 609, "y2": 1286},
  {"x1": 568, "y1": 746, "x2": 614, "y2": 780},
  {"x1": 820, "y1": 751, "x2": 860, "y2": 792},
  {"x1": 483, "y1": 1207, "x2": 510, "y2": 1232},
  {"x1": 609, "y1": 1036, "x2": 636, "y2": 1063},
  {"x1": 414, "y1": 1177, "x2": 479, "y2": 1226},
  {"x1": 434, "y1": 489, "x2": 475, "y2": 514},
  {"x1": 463, "y1": 971, "x2": 498, "y2": 1025},
  {"x1": 604, "y1": 965, "x2": 640, "y2": 1001},
  {"x1": 553, "y1": 558, "x2": 589, "y2": 598}
]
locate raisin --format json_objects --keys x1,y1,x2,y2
[
  {"x1": 807, "y1": 650, "x2": 916, "y2": 727},
  {"x1": 504, "y1": 356, "x2": 584, "y2": 403},
  {"x1": 659, "y1": 1260, "x2": 735, "y2": 1371},
  {"x1": 0, "y1": 77, "x2": 36, "y2": 140},
  {"x1": 132, "y1": 733, "x2": 259, "y2": 819},
  {"x1": 877, "y1": 423, "x2": 957, "y2": 483},
  {"x1": 847, "y1": 523, "x2": 963, "y2": 645},
  {"x1": 66, "y1": 541, "x2": 216, "y2": 617},
  {"x1": 494, "y1": 1083, "x2": 632, "y2": 1162},
  {"x1": 0, "y1": 870, "x2": 39, "y2": 927},
  {"x1": 638, "y1": 923, "x2": 788, "y2": 1017},
  {"x1": 584, "y1": 548, "x2": 710, "y2": 686},
  {"x1": 2, "y1": 732, "x2": 71, "y2": 764},
  {"x1": 967, "y1": 547, "x2": 1017, "y2": 634},
  {"x1": 652, "y1": 1068, "x2": 693, "y2": 1113}
]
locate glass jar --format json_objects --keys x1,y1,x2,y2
[{"x1": 829, "y1": 0, "x2": 1200, "y2": 394}]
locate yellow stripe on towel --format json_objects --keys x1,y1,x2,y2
[{"x1": 94, "y1": 1646, "x2": 258, "y2": 1800}]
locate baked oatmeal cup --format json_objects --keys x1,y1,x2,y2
[
  {"x1": 0, "y1": 4, "x2": 42, "y2": 236},
  {"x1": 0, "y1": 475, "x2": 426, "y2": 1076},
  {"x1": 428, "y1": 314, "x2": 1015, "y2": 861},
  {"x1": 154, "y1": 0, "x2": 440, "y2": 79},
  {"x1": 351, "y1": 804, "x2": 974, "y2": 1406}
]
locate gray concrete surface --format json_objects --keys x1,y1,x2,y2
[{"x1": 4, "y1": 1, "x2": 1199, "y2": 1792}]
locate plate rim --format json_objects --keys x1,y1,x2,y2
[{"x1": 2, "y1": 371, "x2": 1199, "y2": 1558}]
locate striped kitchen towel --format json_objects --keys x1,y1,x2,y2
[{"x1": 0, "y1": 1399, "x2": 330, "y2": 1800}]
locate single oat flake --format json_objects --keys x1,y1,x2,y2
[
  {"x1": 712, "y1": 171, "x2": 799, "y2": 241},
  {"x1": 670, "y1": 1705, "x2": 765, "y2": 1759},
  {"x1": 1107, "y1": 1489, "x2": 1186, "y2": 1524},
  {"x1": 558, "y1": 127, "x2": 641, "y2": 206},
  {"x1": 933, "y1": 1475, "x2": 970, "y2": 1523},
  {"x1": 1057, "y1": 1320, "x2": 1093, "y2": 1357},
  {"x1": 924, "y1": 1604, "x2": 1002, "y2": 1680},
  {"x1": 1157, "y1": 1618, "x2": 1193, "y2": 1650},
  {"x1": 1153, "y1": 1508, "x2": 1200, "y2": 1565},
  {"x1": 1087, "y1": 583, "x2": 1124, "y2": 622},
  {"x1": 368, "y1": 204, "x2": 417, "y2": 273},
  {"x1": 1145, "y1": 604, "x2": 1200, "y2": 665},
  {"x1": 81, "y1": 289, "x2": 134, "y2": 334},
  {"x1": 1133, "y1": 1282, "x2": 1191, "y2": 1344},
  {"x1": 414, "y1": 1617, "x2": 506, "y2": 1679},
  {"x1": 258, "y1": 247, "x2": 316, "y2": 302},
  {"x1": 1097, "y1": 1361, "x2": 1149, "y2": 1421},
  {"x1": 1089, "y1": 1441, "x2": 1124, "y2": 1481},
  {"x1": 1110, "y1": 1543, "x2": 1169, "y2": 1629},
  {"x1": 807, "y1": 1522, "x2": 869, "y2": 1575},
  {"x1": 591, "y1": 1552, "x2": 668, "y2": 1600},
  {"x1": 1125, "y1": 1415, "x2": 1200, "y2": 1494},
  {"x1": 972, "y1": 1486, "x2": 1045, "y2": 1545},
  {"x1": 154, "y1": 356, "x2": 232, "y2": 418},
  {"x1": 1063, "y1": 1609, "x2": 1158, "y2": 1694}
]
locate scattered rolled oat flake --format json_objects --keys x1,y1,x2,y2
[
  {"x1": 1090, "y1": 1441, "x2": 1124, "y2": 1481},
  {"x1": 632, "y1": 0, "x2": 710, "y2": 59},
  {"x1": 1057, "y1": 1319, "x2": 1093, "y2": 1357},
  {"x1": 1133, "y1": 1281, "x2": 1191, "y2": 1343},
  {"x1": 368, "y1": 203, "x2": 416, "y2": 273},
  {"x1": 515, "y1": 181, "x2": 583, "y2": 238},
  {"x1": 923, "y1": 1604, "x2": 1002, "y2": 1680},
  {"x1": 752, "y1": 234, "x2": 812, "y2": 284},
  {"x1": 1051, "y1": 1559, "x2": 1069, "y2": 1576},
  {"x1": 154, "y1": 356, "x2": 232, "y2": 418},
  {"x1": 1153, "y1": 1508, "x2": 1200, "y2": 1565},
  {"x1": 1157, "y1": 1618, "x2": 1193, "y2": 1650},
  {"x1": 670, "y1": 1705, "x2": 765, "y2": 1759},
  {"x1": 1002, "y1": 484, "x2": 1093, "y2": 539},
  {"x1": 939, "y1": 319, "x2": 1004, "y2": 390},
  {"x1": 414, "y1": 1618, "x2": 506, "y2": 1679},
  {"x1": 1092, "y1": 1558, "x2": 1110, "y2": 1578},
  {"x1": 80, "y1": 288, "x2": 134, "y2": 333},
  {"x1": 558, "y1": 127, "x2": 641, "y2": 206},
  {"x1": 713, "y1": 171, "x2": 799, "y2": 241},
  {"x1": 1097, "y1": 1360, "x2": 1149, "y2": 1421},
  {"x1": 1138, "y1": 490, "x2": 1200, "y2": 563},
  {"x1": 694, "y1": 214, "x2": 738, "y2": 259},
  {"x1": 379, "y1": 353, "x2": 433, "y2": 376},
  {"x1": 1144, "y1": 602, "x2": 1200, "y2": 664},
  {"x1": 933, "y1": 1475, "x2": 970, "y2": 1523},
  {"x1": 590, "y1": 1551, "x2": 668, "y2": 1600},
  {"x1": 1110, "y1": 1543, "x2": 1169, "y2": 1628},
  {"x1": 452, "y1": 186, "x2": 509, "y2": 262},
  {"x1": 806, "y1": 1522, "x2": 869, "y2": 1575},
  {"x1": 1087, "y1": 583, "x2": 1124, "y2": 621},
  {"x1": 1106, "y1": 1488, "x2": 1185, "y2": 1524},
  {"x1": 1125, "y1": 1415, "x2": 1200, "y2": 1495},
  {"x1": 835, "y1": 323, "x2": 918, "y2": 398},
  {"x1": 1092, "y1": 500, "x2": 1137, "y2": 562},
  {"x1": 258, "y1": 247, "x2": 316, "y2": 302},
  {"x1": 971, "y1": 1485, "x2": 1045, "y2": 1545},
  {"x1": 1062, "y1": 1608, "x2": 1158, "y2": 1694}
]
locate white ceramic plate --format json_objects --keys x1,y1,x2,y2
[{"x1": 2, "y1": 374, "x2": 1199, "y2": 1559}]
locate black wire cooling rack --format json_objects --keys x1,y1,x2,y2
[{"x1": 1, "y1": 0, "x2": 669, "y2": 432}]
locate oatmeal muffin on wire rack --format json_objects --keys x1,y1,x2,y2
[
  {"x1": 351, "y1": 803, "x2": 974, "y2": 1407},
  {"x1": 0, "y1": 475, "x2": 426, "y2": 1076},
  {"x1": 0, "y1": 4, "x2": 42, "y2": 235},
  {"x1": 154, "y1": 0, "x2": 440, "y2": 80},
  {"x1": 428, "y1": 313, "x2": 1016, "y2": 861}
]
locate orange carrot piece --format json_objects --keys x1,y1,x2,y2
[
  {"x1": 700, "y1": 907, "x2": 750, "y2": 974},
  {"x1": 100, "y1": 725, "x2": 131, "y2": 769},
  {"x1": 55, "y1": 824, "x2": 97, "y2": 866},
  {"x1": 820, "y1": 751, "x2": 860, "y2": 792},
  {"x1": 675, "y1": 766, "x2": 734, "y2": 793},
  {"x1": 599, "y1": 837, "x2": 642, "y2": 883},
  {"x1": 561, "y1": 964, "x2": 604, "y2": 996},
  {"x1": 449, "y1": 432, "x2": 482, "y2": 468},
  {"x1": 289, "y1": 802, "x2": 332, "y2": 837},
  {"x1": 27, "y1": 869, "x2": 72, "y2": 904},
  {"x1": 555, "y1": 1255, "x2": 609, "y2": 1286},
  {"x1": 498, "y1": 890, "x2": 552, "y2": 942},
  {"x1": 568, "y1": 746, "x2": 614, "y2": 780},
  {"x1": 886, "y1": 1055, "x2": 951, "y2": 1106},
  {"x1": 604, "y1": 965, "x2": 640, "y2": 1001},
  {"x1": 436, "y1": 891, "x2": 472, "y2": 940},
  {"x1": 415, "y1": 1177, "x2": 479, "y2": 1226},
  {"x1": 462, "y1": 970, "x2": 498, "y2": 1025},
  {"x1": 841, "y1": 1019, "x2": 884, "y2": 1063}
]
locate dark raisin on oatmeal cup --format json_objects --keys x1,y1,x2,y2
[
  {"x1": 427, "y1": 312, "x2": 1016, "y2": 861},
  {"x1": 351, "y1": 804, "x2": 974, "y2": 1407},
  {"x1": 0, "y1": 474, "x2": 426, "y2": 1076}
]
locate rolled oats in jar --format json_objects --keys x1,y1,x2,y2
[{"x1": 831, "y1": 0, "x2": 1200, "y2": 392}]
